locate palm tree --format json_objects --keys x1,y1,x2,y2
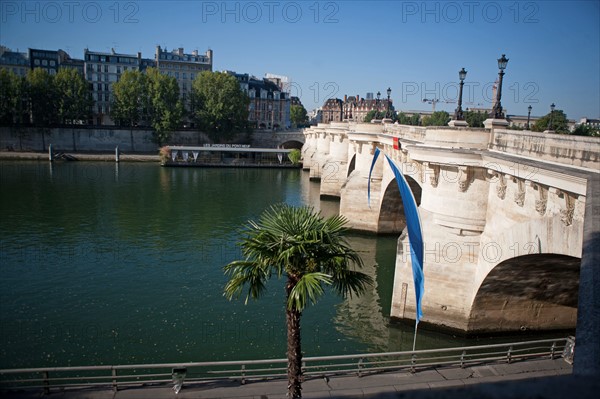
[{"x1": 224, "y1": 204, "x2": 373, "y2": 398}]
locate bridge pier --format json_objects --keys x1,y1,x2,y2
[
  {"x1": 339, "y1": 137, "x2": 385, "y2": 232},
  {"x1": 309, "y1": 128, "x2": 332, "y2": 180},
  {"x1": 301, "y1": 128, "x2": 320, "y2": 171},
  {"x1": 320, "y1": 128, "x2": 349, "y2": 198}
]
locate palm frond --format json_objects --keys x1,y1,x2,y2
[
  {"x1": 329, "y1": 268, "x2": 373, "y2": 298},
  {"x1": 287, "y1": 272, "x2": 333, "y2": 311},
  {"x1": 223, "y1": 260, "x2": 270, "y2": 304},
  {"x1": 224, "y1": 203, "x2": 372, "y2": 308}
]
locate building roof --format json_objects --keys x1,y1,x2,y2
[
  {"x1": 84, "y1": 48, "x2": 139, "y2": 58},
  {"x1": 0, "y1": 50, "x2": 28, "y2": 66}
]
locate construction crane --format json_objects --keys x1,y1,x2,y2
[
  {"x1": 422, "y1": 98, "x2": 455, "y2": 112},
  {"x1": 422, "y1": 98, "x2": 439, "y2": 112}
]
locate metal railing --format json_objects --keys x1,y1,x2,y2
[{"x1": 0, "y1": 337, "x2": 570, "y2": 394}]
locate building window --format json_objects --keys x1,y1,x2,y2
[{"x1": 182, "y1": 73, "x2": 187, "y2": 79}]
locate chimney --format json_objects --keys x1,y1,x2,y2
[
  {"x1": 344, "y1": 94, "x2": 347, "y2": 102},
  {"x1": 178, "y1": 47, "x2": 184, "y2": 56},
  {"x1": 192, "y1": 50, "x2": 198, "y2": 56}
]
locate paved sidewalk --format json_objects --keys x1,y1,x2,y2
[{"x1": 4, "y1": 357, "x2": 595, "y2": 399}]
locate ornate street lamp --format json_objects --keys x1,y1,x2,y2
[
  {"x1": 376, "y1": 91, "x2": 381, "y2": 116},
  {"x1": 548, "y1": 103, "x2": 555, "y2": 131},
  {"x1": 490, "y1": 54, "x2": 508, "y2": 119},
  {"x1": 526, "y1": 105, "x2": 532, "y2": 130},
  {"x1": 386, "y1": 87, "x2": 392, "y2": 118},
  {"x1": 453, "y1": 68, "x2": 467, "y2": 120}
]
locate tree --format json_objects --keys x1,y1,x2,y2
[
  {"x1": 224, "y1": 204, "x2": 372, "y2": 398},
  {"x1": 364, "y1": 110, "x2": 393, "y2": 122},
  {"x1": 190, "y1": 71, "x2": 250, "y2": 142},
  {"x1": 572, "y1": 124, "x2": 600, "y2": 137},
  {"x1": 288, "y1": 148, "x2": 301, "y2": 165},
  {"x1": 145, "y1": 68, "x2": 183, "y2": 145},
  {"x1": 532, "y1": 109, "x2": 570, "y2": 134},
  {"x1": 54, "y1": 68, "x2": 93, "y2": 124},
  {"x1": 290, "y1": 104, "x2": 308, "y2": 127},
  {"x1": 111, "y1": 70, "x2": 148, "y2": 127},
  {"x1": 11, "y1": 73, "x2": 29, "y2": 126},
  {"x1": 0, "y1": 69, "x2": 17, "y2": 125},
  {"x1": 465, "y1": 110, "x2": 487, "y2": 128},
  {"x1": 397, "y1": 112, "x2": 420, "y2": 126},
  {"x1": 27, "y1": 68, "x2": 58, "y2": 126},
  {"x1": 421, "y1": 111, "x2": 450, "y2": 126}
]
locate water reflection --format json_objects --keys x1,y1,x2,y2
[{"x1": 333, "y1": 235, "x2": 391, "y2": 351}]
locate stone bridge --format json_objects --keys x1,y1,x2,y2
[
  {"x1": 302, "y1": 121, "x2": 599, "y2": 339},
  {"x1": 250, "y1": 129, "x2": 305, "y2": 149}
]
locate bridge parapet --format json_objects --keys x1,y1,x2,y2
[{"x1": 490, "y1": 129, "x2": 599, "y2": 169}]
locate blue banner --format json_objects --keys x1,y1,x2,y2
[
  {"x1": 368, "y1": 148, "x2": 424, "y2": 322},
  {"x1": 367, "y1": 146, "x2": 381, "y2": 208}
]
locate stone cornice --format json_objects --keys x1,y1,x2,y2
[
  {"x1": 406, "y1": 145, "x2": 484, "y2": 165},
  {"x1": 481, "y1": 153, "x2": 590, "y2": 196}
]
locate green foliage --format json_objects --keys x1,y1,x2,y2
[
  {"x1": 364, "y1": 110, "x2": 394, "y2": 122},
  {"x1": 465, "y1": 110, "x2": 487, "y2": 128},
  {"x1": 287, "y1": 148, "x2": 301, "y2": 165},
  {"x1": 532, "y1": 109, "x2": 570, "y2": 134},
  {"x1": 396, "y1": 112, "x2": 420, "y2": 126},
  {"x1": 145, "y1": 68, "x2": 183, "y2": 145},
  {"x1": 421, "y1": 111, "x2": 450, "y2": 126},
  {"x1": 111, "y1": 70, "x2": 148, "y2": 127},
  {"x1": 290, "y1": 104, "x2": 308, "y2": 127},
  {"x1": 0, "y1": 69, "x2": 22, "y2": 125},
  {"x1": 572, "y1": 124, "x2": 600, "y2": 137},
  {"x1": 54, "y1": 68, "x2": 93, "y2": 124},
  {"x1": 224, "y1": 204, "x2": 372, "y2": 309},
  {"x1": 190, "y1": 71, "x2": 250, "y2": 142},
  {"x1": 27, "y1": 68, "x2": 58, "y2": 126}
]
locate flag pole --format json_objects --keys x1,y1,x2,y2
[{"x1": 412, "y1": 319, "x2": 419, "y2": 352}]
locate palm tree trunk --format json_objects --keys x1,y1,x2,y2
[{"x1": 286, "y1": 276, "x2": 303, "y2": 398}]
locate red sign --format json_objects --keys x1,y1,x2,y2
[{"x1": 393, "y1": 137, "x2": 399, "y2": 150}]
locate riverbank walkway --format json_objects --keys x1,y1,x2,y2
[
  {"x1": 0, "y1": 150, "x2": 158, "y2": 162},
  {"x1": 3, "y1": 357, "x2": 595, "y2": 399}
]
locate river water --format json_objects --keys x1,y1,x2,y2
[{"x1": 0, "y1": 161, "x2": 565, "y2": 369}]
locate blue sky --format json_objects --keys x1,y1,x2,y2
[{"x1": 2, "y1": 0, "x2": 599, "y2": 119}]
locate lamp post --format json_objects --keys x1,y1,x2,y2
[
  {"x1": 526, "y1": 105, "x2": 532, "y2": 130},
  {"x1": 376, "y1": 91, "x2": 381, "y2": 117},
  {"x1": 386, "y1": 87, "x2": 391, "y2": 118},
  {"x1": 547, "y1": 103, "x2": 555, "y2": 131},
  {"x1": 490, "y1": 54, "x2": 509, "y2": 119},
  {"x1": 453, "y1": 68, "x2": 467, "y2": 120}
]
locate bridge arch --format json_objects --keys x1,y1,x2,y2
[
  {"x1": 377, "y1": 175, "x2": 422, "y2": 234},
  {"x1": 468, "y1": 253, "x2": 580, "y2": 333},
  {"x1": 279, "y1": 140, "x2": 303, "y2": 149}
]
